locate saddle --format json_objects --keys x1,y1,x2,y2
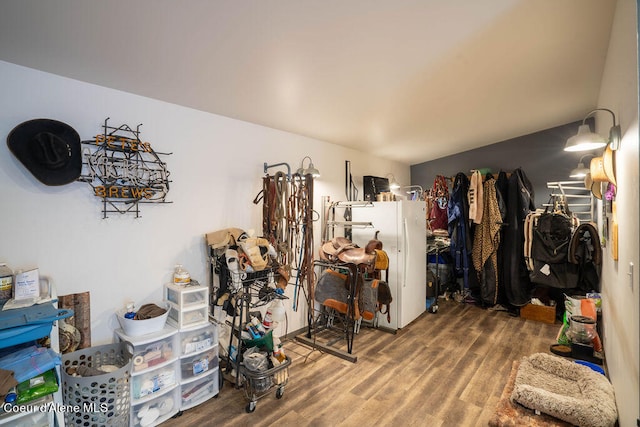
[{"x1": 320, "y1": 237, "x2": 377, "y2": 268}]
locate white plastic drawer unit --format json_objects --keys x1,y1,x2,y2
[
  {"x1": 0, "y1": 395, "x2": 54, "y2": 427},
  {"x1": 180, "y1": 368, "x2": 219, "y2": 410},
  {"x1": 180, "y1": 347, "x2": 218, "y2": 382},
  {"x1": 165, "y1": 283, "x2": 209, "y2": 310},
  {"x1": 167, "y1": 302, "x2": 209, "y2": 329},
  {"x1": 130, "y1": 385, "x2": 180, "y2": 427},
  {"x1": 115, "y1": 326, "x2": 180, "y2": 373},
  {"x1": 180, "y1": 322, "x2": 218, "y2": 356},
  {"x1": 131, "y1": 359, "x2": 180, "y2": 400}
]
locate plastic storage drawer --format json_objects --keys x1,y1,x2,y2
[
  {"x1": 180, "y1": 368, "x2": 219, "y2": 410},
  {"x1": 0, "y1": 395, "x2": 54, "y2": 427},
  {"x1": 165, "y1": 283, "x2": 208, "y2": 310},
  {"x1": 115, "y1": 326, "x2": 179, "y2": 373},
  {"x1": 1, "y1": 411, "x2": 51, "y2": 427},
  {"x1": 180, "y1": 322, "x2": 217, "y2": 356},
  {"x1": 180, "y1": 347, "x2": 218, "y2": 381},
  {"x1": 167, "y1": 302, "x2": 208, "y2": 329},
  {"x1": 131, "y1": 359, "x2": 179, "y2": 400},
  {"x1": 130, "y1": 385, "x2": 180, "y2": 427}
]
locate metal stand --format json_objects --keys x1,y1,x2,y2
[{"x1": 295, "y1": 260, "x2": 360, "y2": 363}]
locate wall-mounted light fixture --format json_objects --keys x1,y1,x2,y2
[
  {"x1": 403, "y1": 185, "x2": 424, "y2": 200},
  {"x1": 385, "y1": 173, "x2": 400, "y2": 190},
  {"x1": 264, "y1": 162, "x2": 291, "y2": 180},
  {"x1": 565, "y1": 108, "x2": 621, "y2": 152},
  {"x1": 296, "y1": 156, "x2": 320, "y2": 178},
  {"x1": 569, "y1": 154, "x2": 595, "y2": 178}
]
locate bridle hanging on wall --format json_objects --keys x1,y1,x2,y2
[{"x1": 255, "y1": 169, "x2": 315, "y2": 312}]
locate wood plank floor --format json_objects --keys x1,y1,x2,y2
[{"x1": 162, "y1": 299, "x2": 559, "y2": 427}]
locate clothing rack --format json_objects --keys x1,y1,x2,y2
[
  {"x1": 446, "y1": 171, "x2": 511, "y2": 182},
  {"x1": 545, "y1": 181, "x2": 595, "y2": 222}
]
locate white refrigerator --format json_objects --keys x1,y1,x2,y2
[{"x1": 351, "y1": 200, "x2": 426, "y2": 330}]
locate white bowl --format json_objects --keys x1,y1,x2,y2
[{"x1": 116, "y1": 304, "x2": 169, "y2": 337}]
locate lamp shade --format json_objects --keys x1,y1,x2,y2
[
  {"x1": 565, "y1": 124, "x2": 607, "y2": 152},
  {"x1": 297, "y1": 156, "x2": 320, "y2": 178},
  {"x1": 569, "y1": 162, "x2": 589, "y2": 178},
  {"x1": 385, "y1": 173, "x2": 400, "y2": 189},
  {"x1": 305, "y1": 162, "x2": 320, "y2": 178}
]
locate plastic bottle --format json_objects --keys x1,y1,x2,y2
[
  {"x1": 268, "y1": 299, "x2": 286, "y2": 322},
  {"x1": 251, "y1": 317, "x2": 266, "y2": 335},
  {"x1": 0, "y1": 263, "x2": 13, "y2": 307},
  {"x1": 173, "y1": 264, "x2": 190, "y2": 285},
  {"x1": 275, "y1": 345, "x2": 286, "y2": 363},
  {"x1": 124, "y1": 302, "x2": 136, "y2": 319},
  {"x1": 4, "y1": 387, "x2": 17, "y2": 406},
  {"x1": 262, "y1": 309, "x2": 273, "y2": 329}
]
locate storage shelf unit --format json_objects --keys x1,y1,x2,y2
[
  {"x1": 0, "y1": 279, "x2": 64, "y2": 427},
  {"x1": 164, "y1": 283, "x2": 219, "y2": 411},
  {"x1": 165, "y1": 283, "x2": 210, "y2": 329},
  {"x1": 115, "y1": 325, "x2": 181, "y2": 427}
]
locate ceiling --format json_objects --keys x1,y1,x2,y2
[{"x1": 0, "y1": 0, "x2": 617, "y2": 165}]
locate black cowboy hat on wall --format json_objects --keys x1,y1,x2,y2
[{"x1": 7, "y1": 118, "x2": 81, "y2": 186}]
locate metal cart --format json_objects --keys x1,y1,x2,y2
[
  {"x1": 211, "y1": 252, "x2": 291, "y2": 412},
  {"x1": 240, "y1": 355, "x2": 291, "y2": 413}
]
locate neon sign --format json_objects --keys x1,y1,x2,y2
[{"x1": 78, "y1": 118, "x2": 172, "y2": 218}]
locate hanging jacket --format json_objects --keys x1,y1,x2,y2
[
  {"x1": 502, "y1": 168, "x2": 535, "y2": 306},
  {"x1": 472, "y1": 177, "x2": 502, "y2": 305},
  {"x1": 568, "y1": 222, "x2": 602, "y2": 292},
  {"x1": 495, "y1": 170, "x2": 509, "y2": 305},
  {"x1": 448, "y1": 173, "x2": 472, "y2": 290}
]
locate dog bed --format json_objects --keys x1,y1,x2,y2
[
  {"x1": 489, "y1": 360, "x2": 572, "y2": 427},
  {"x1": 510, "y1": 353, "x2": 617, "y2": 427}
]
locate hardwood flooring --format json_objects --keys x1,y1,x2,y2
[{"x1": 162, "y1": 299, "x2": 559, "y2": 426}]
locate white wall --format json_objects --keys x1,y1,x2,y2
[
  {"x1": 0, "y1": 60, "x2": 410, "y2": 345},
  {"x1": 596, "y1": 0, "x2": 640, "y2": 425}
]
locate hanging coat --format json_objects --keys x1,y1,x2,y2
[
  {"x1": 502, "y1": 168, "x2": 535, "y2": 306},
  {"x1": 448, "y1": 173, "x2": 472, "y2": 290},
  {"x1": 472, "y1": 177, "x2": 502, "y2": 306},
  {"x1": 495, "y1": 171, "x2": 509, "y2": 305}
]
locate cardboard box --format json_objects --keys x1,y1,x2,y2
[{"x1": 520, "y1": 303, "x2": 556, "y2": 324}]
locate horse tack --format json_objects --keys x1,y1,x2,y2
[
  {"x1": 320, "y1": 237, "x2": 376, "y2": 268},
  {"x1": 365, "y1": 230, "x2": 383, "y2": 254}
]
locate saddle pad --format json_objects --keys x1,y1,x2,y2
[
  {"x1": 359, "y1": 279, "x2": 379, "y2": 321},
  {"x1": 314, "y1": 270, "x2": 349, "y2": 305}
]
